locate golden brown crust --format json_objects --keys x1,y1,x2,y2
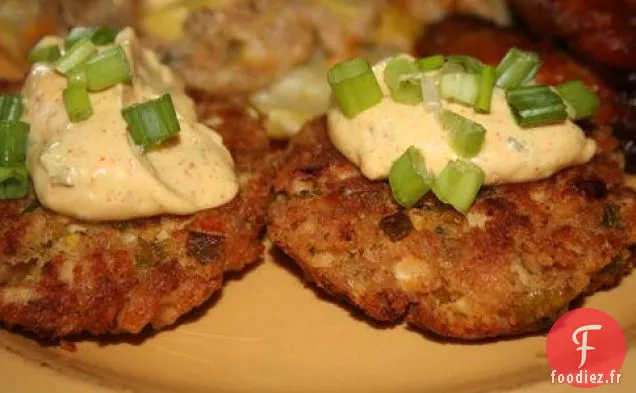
[
  {"x1": 268, "y1": 118, "x2": 636, "y2": 339},
  {"x1": 0, "y1": 93, "x2": 277, "y2": 338}
]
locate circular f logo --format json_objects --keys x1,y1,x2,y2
[{"x1": 546, "y1": 308, "x2": 626, "y2": 388}]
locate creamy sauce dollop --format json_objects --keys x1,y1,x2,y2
[
  {"x1": 328, "y1": 55, "x2": 596, "y2": 184},
  {"x1": 22, "y1": 28, "x2": 238, "y2": 221}
]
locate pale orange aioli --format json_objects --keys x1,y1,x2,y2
[
  {"x1": 22, "y1": 28, "x2": 238, "y2": 221},
  {"x1": 328, "y1": 54, "x2": 596, "y2": 184}
]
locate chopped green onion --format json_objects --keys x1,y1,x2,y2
[
  {"x1": 432, "y1": 160, "x2": 484, "y2": 213},
  {"x1": 384, "y1": 57, "x2": 423, "y2": 105},
  {"x1": 389, "y1": 146, "x2": 434, "y2": 208},
  {"x1": 0, "y1": 95, "x2": 23, "y2": 121},
  {"x1": 446, "y1": 55, "x2": 483, "y2": 74},
  {"x1": 67, "y1": 67, "x2": 88, "y2": 88},
  {"x1": 27, "y1": 45, "x2": 61, "y2": 64},
  {"x1": 440, "y1": 110, "x2": 486, "y2": 158},
  {"x1": 440, "y1": 61, "x2": 465, "y2": 75},
  {"x1": 0, "y1": 120, "x2": 29, "y2": 164},
  {"x1": 82, "y1": 46, "x2": 132, "y2": 92},
  {"x1": 440, "y1": 72, "x2": 478, "y2": 105},
  {"x1": 474, "y1": 65, "x2": 496, "y2": 113},
  {"x1": 328, "y1": 58, "x2": 383, "y2": 118},
  {"x1": 91, "y1": 27, "x2": 118, "y2": 45},
  {"x1": 65, "y1": 27, "x2": 118, "y2": 49},
  {"x1": 520, "y1": 62, "x2": 540, "y2": 86},
  {"x1": 65, "y1": 27, "x2": 96, "y2": 49},
  {"x1": 420, "y1": 75, "x2": 441, "y2": 113},
  {"x1": 506, "y1": 85, "x2": 567, "y2": 127},
  {"x1": 63, "y1": 85, "x2": 93, "y2": 122},
  {"x1": 418, "y1": 55, "x2": 445, "y2": 72},
  {"x1": 553, "y1": 80, "x2": 600, "y2": 120},
  {"x1": 496, "y1": 48, "x2": 540, "y2": 90},
  {"x1": 122, "y1": 94, "x2": 181, "y2": 148},
  {"x1": 0, "y1": 165, "x2": 29, "y2": 200},
  {"x1": 54, "y1": 38, "x2": 98, "y2": 75}
]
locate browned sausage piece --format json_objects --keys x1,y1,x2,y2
[{"x1": 509, "y1": 0, "x2": 636, "y2": 72}]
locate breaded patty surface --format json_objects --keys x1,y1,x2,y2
[
  {"x1": 0, "y1": 93, "x2": 276, "y2": 338},
  {"x1": 268, "y1": 118, "x2": 636, "y2": 339}
]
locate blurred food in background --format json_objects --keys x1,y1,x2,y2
[
  {"x1": 0, "y1": 0, "x2": 511, "y2": 138},
  {"x1": 508, "y1": 0, "x2": 636, "y2": 73},
  {"x1": 0, "y1": 0, "x2": 58, "y2": 79}
]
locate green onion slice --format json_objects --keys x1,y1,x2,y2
[
  {"x1": 65, "y1": 27, "x2": 118, "y2": 49},
  {"x1": 91, "y1": 27, "x2": 118, "y2": 45},
  {"x1": 65, "y1": 27, "x2": 96, "y2": 49},
  {"x1": 496, "y1": 48, "x2": 540, "y2": 90},
  {"x1": 521, "y1": 62, "x2": 540, "y2": 86},
  {"x1": 420, "y1": 75, "x2": 441, "y2": 113},
  {"x1": 553, "y1": 80, "x2": 600, "y2": 120},
  {"x1": 0, "y1": 120, "x2": 29, "y2": 164},
  {"x1": 27, "y1": 44, "x2": 61, "y2": 64},
  {"x1": 384, "y1": 57, "x2": 423, "y2": 105},
  {"x1": 440, "y1": 61, "x2": 465, "y2": 75},
  {"x1": 432, "y1": 160, "x2": 485, "y2": 213},
  {"x1": 122, "y1": 94, "x2": 181, "y2": 148},
  {"x1": 82, "y1": 45, "x2": 132, "y2": 92},
  {"x1": 440, "y1": 110, "x2": 486, "y2": 158},
  {"x1": 474, "y1": 65, "x2": 496, "y2": 113},
  {"x1": 0, "y1": 165, "x2": 29, "y2": 200},
  {"x1": 506, "y1": 85, "x2": 568, "y2": 127},
  {"x1": 328, "y1": 58, "x2": 383, "y2": 118},
  {"x1": 67, "y1": 67, "x2": 88, "y2": 88},
  {"x1": 0, "y1": 94, "x2": 23, "y2": 121},
  {"x1": 54, "y1": 38, "x2": 98, "y2": 75},
  {"x1": 418, "y1": 55, "x2": 445, "y2": 72},
  {"x1": 389, "y1": 146, "x2": 434, "y2": 208},
  {"x1": 63, "y1": 85, "x2": 93, "y2": 123},
  {"x1": 446, "y1": 55, "x2": 483, "y2": 74},
  {"x1": 440, "y1": 72, "x2": 478, "y2": 106}
]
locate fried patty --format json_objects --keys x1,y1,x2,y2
[
  {"x1": 0, "y1": 92, "x2": 277, "y2": 338},
  {"x1": 268, "y1": 118, "x2": 636, "y2": 339}
]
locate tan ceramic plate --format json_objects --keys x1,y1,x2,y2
[{"x1": 1, "y1": 242, "x2": 635, "y2": 393}]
